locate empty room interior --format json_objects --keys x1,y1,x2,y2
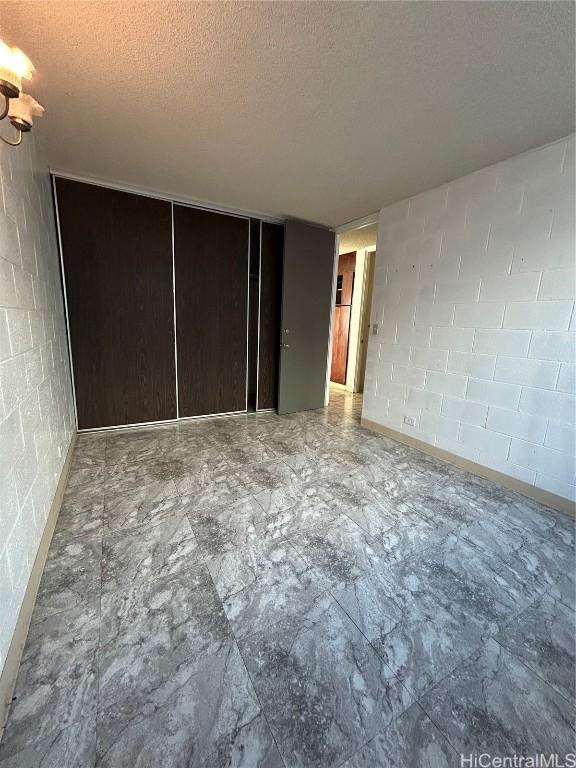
[{"x1": 0, "y1": 2, "x2": 575, "y2": 767}]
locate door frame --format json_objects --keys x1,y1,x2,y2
[
  {"x1": 326, "y1": 214, "x2": 379, "y2": 402},
  {"x1": 324, "y1": 234, "x2": 340, "y2": 406},
  {"x1": 351, "y1": 248, "x2": 376, "y2": 393}
]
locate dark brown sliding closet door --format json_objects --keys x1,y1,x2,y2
[
  {"x1": 174, "y1": 205, "x2": 249, "y2": 416},
  {"x1": 258, "y1": 222, "x2": 284, "y2": 410},
  {"x1": 55, "y1": 178, "x2": 176, "y2": 429}
]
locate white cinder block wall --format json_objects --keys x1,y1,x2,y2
[
  {"x1": 363, "y1": 135, "x2": 576, "y2": 503},
  {"x1": 0, "y1": 137, "x2": 75, "y2": 674}
]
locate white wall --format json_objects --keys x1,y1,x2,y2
[
  {"x1": 0, "y1": 136, "x2": 75, "y2": 673},
  {"x1": 363, "y1": 135, "x2": 575, "y2": 502}
]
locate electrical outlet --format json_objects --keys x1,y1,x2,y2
[
  {"x1": 403, "y1": 416, "x2": 416, "y2": 427},
  {"x1": 372, "y1": 324, "x2": 378, "y2": 336}
]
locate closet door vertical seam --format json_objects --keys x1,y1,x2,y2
[
  {"x1": 256, "y1": 220, "x2": 262, "y2": 411},
  {"x1": 171, "y1": 202, "x2": 179, "y2": 419},
  {"x1": 245, "y1": 219, "x2": 250, "y2": 413}
]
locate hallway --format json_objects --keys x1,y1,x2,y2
[{"x1": 0, "y1": 389, "x2": 574, "y2": 767}]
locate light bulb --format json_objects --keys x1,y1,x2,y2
[{"x1": 0, "y1": 39, "x2": 35, "y2": 98}]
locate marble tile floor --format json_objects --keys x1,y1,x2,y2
[{"x1": 1, "y1": 389, "x2": 574, "y2": 767}]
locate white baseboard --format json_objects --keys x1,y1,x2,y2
[
  {"x1": 0, "y1": 433, "x2": 77, "y2": 737},
  {"x1": 361, "y1": 418, "x2": 575, "y2": 518}
]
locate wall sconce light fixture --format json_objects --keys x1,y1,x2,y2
[{"x1": 0, "y1": 38, "x2": 44, "y2": 147}]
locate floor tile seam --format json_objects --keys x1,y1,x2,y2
[
  {"x1": 3, "y1": 635, "x2": 101, "y2": 756},
  {"x1": 60, "y1": 492, "x2": 106, "y2": 513},
  {"x1": 330, "y1": 697, "x2": 462, "y2": 768},
  {"x1": 324, "y1": 571, "x2": 494, "y2": 707},
  {"x1": 179, "y1": 483, "x2": 266, "y2": 513},
  {"x1": 0, "y1": 715, "x2": 95, "y2": 764},
  {"x1": 99, "y1": 546, "x2": 207, "y2": 601},
  {"x1": 33, "y1": 530, "x2": 104, "y2": 622},
  {"x1": 51, "y1": 525, "x2": 105, "y2": 547},
  {"x1": 414, "y1": 630, "x2": 494, "y2": 703},
  {"x1": 282, "y1": 504, "x2": 383, "y2": 554},
  {"x1": 410, "y1": 700, "x2": 465, "y2": 765},
  {"x1": 186, "y1": 516, "x2": 289, "y2": 768},
  {"x1": 426, "y1": 533, "x2": 554, "y2": 609},
  {"x1": 482, "y1": 502, "x2": 573, "y2": 545},
  {"x1": 485, "y1": 499, "x2": 576, "y2": 543},
  {"x1": 103, "y1": 484, "x2": 180, "y2": 507},
  {"x1": 101, "y1": 510, "x2": 194, "y2": 544},
  {"x1": 94, "y1": 538, "x2": 104, "y2": 766},
  {"x1": 327, "y1": 584, "x2": 414, "y2": 694},
  {"x1": 553, "y1": 590, "x2": 576, "y2": 613},
  {"x1": 495, "y1": 577, "x2": 569, "y2": 634},
  {"x1": 490, "y1": 633, "x2": 576, "y2": 711},
  {"x1": 229, "y1": 581, "x2": 335, "y2": 648},
  {"x1": 184, "y1": 512, "x2": 282, "y2": 556},
  {"x1": 27, "y1": 593, "x2": 102, "y2": 627},
  {"x1": 311, "y1": 588, "x2": 421, "y2": 759},
  {"x1": 472, "y1": 543, "x2": 563, "y2": 602},
  {"x1": 406, "y1": 636, "x2": 500, "y2": 757},
  {"x1": 231, "y1": 642, "x2": 289, "y2": 768}
]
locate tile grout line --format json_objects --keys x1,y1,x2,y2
[{"x1": 184, "y1": 509, "x2": 290, "y2": 768}]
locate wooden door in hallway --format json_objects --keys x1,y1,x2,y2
[{"x1": 330, "y1": 251, "x2": 356, "y2": 385}]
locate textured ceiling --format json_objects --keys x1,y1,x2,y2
[
  {"x1": 1, "y1": 1, "x2": 574, "y2": 226},
  {"x1": 339, "y1": 224, "x2": 378, "y2": 254}
]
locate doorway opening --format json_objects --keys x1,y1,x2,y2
[{"x1": 327, "y1": 221, "x2": 377, "y2": 418}]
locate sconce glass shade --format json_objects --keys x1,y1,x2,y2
[
  {"x1": 0, "y1": 39, "x2": 35, "y2": 98},
  {"x1": 8, "y1": 92, "x2": 44, "y2": 131}
]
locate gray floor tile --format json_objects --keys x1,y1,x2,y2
[
  {"x1": 206, "y1": 537, "x2": 329, "y2": 640},
  {"x1": 219, "y1": 440, "x2": 280, "y2": 470},
  {"x1": 104, "y1": 463, "x2": 179, "y2": 499},
  {"x1": 0, "y1": 719, "x2": 96, "y2": 768},
  {"x1": 332, "y1": 571, "x2": 487, "y2": 698},
  {"x1": 420, "y1": 526, "x2": 548, "y2": 617},
  {"x1": 33, "y1": 536, "x2": 102, "y2": 621},
  {"x1": 287, "y1": 514, "x2": 389, "y2": 589},
  {"x1": 174, "y1": 465, "x2": 252, "y2": 504},
  {"x1": 0, "y1": 604, "x2": 99, "y2": 760},
  {"x1": 254, "y1": 478, "x2": 334, "y2": 516},
  {"x1": 98, "y1": 564, "x2": 232, "y2": 753},
  {"x1": 67, "y1": 465, "x2": 106, "y2": 490},
  {"x1": 387, "y1": 549, "x2": 512, "y2": 634},
  {"x1": 263, "y1": 500, "x2": 342, "y2": 539},
  {"x1": 188, "y1": 496, "x2": 280, "y2": 556},
  {"x1": 102, "y1": 514, "x2": 199, "y2": 592},
  {"x1": 341, "y1": 703, "x2": 459, "y2": 768},
  {"x1": 419, "y1": 638, "x2": 576, "y2": 756},
  {"x1": 495, "y1": 591, "x2": 576, "y2": 703},
  {"x1": 52, "y1": 496, "x2": 104, "y2": 543},
  {"x1": 105, "y1": 434, "x2": 170, "y2": 466},
  {"x1": 239, "y1": 595, "x2": 413, "y2": 768},
  {"x1": 241, "y1": 459, "x2": 298, "y2": 494},
  {"x1": 3, "y1": 387, "x2": 573, "y2": 767},
  {"x1": 96, "y1": 643, "x2": 280, "y2": 768},
  {"x1": 550, "y1": 571, "x2": 576, "y2": 610},
  {"x1": 103, "y1": 488, "x2": 186, "y2": 532}
]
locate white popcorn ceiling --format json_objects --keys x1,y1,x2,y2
[{"x1": 1, "y1": 1, "x2": 574, "y2": 226}]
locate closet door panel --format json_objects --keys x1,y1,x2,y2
[
  {"x1": 174, "y1": 205, "x2": 249, "y2": 417},
  {"x1": 258, "y1": 222, "x2": 284, "y2": 410},
  {"x1": 55, "y1": 178, "x2": 176, "y2": 429}
]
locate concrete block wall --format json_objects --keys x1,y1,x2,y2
[
  {"x1": 0, "y1": 136, "x2": 75, "y2": 674},
  {"x1": 363, "y1": 135, "x2": 575, "y2": 502}
]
